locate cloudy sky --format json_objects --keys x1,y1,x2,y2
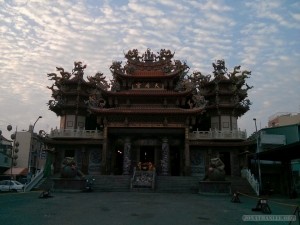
[{"x1": 0, "y1": 0, "x2": 299, "y2": 138}]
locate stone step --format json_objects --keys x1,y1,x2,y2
[
  {"x1": 86, "y1": 175, "x2": 255, "y2": 194},
  {"x1": 155, "y1": 176, "x2": 200, "y2": 193},
  {"x1": 227, "y1": 176, "x2": 256, "y2": 195},
  {"x1": 92, "y1": 175, "x2": 131, "y2": 192}
]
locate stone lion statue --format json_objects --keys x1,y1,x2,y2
[
  {"x1": 207, "y1": 157, "x2": 226, "y2": 181},
  {"x1": 61, "y1": 157, "x2": 84, "y2": 179}
]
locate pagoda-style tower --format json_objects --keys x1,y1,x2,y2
[
  {"x1": 47, "y1": 62, "x2": 109, "y2": 132},
  {"x1": 190, "y1": 60, "x2": 252, "y2": 132},
  {"x1": 46, "y1": 62, "x2": 109, "y2": 174}
]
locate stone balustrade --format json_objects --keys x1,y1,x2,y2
[
  {"x1": 49, "y1": 129, "x2": 103, "y2": 139},
  {"x1": 189, "y1": 129, "x2": 247, "y2": 140}
]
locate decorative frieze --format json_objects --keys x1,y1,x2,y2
[
  {"x1": 161, "y1": 138, "x2": 169, "y2": 175},
  {"x1": 123, "y1": 138, "x2": 131, "y2": 175}
]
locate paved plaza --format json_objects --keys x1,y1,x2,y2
[{"x1": 0, "y1": 191, "x2": 299, "y2": 225}]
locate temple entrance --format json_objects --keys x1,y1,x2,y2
[
  {"x1": 170, "y1": 147, "x2": 180, "y2": 176},
  {"x1": 114, "y1": 147, "x2": 123, "y2": 175},
  {"x1": 219, "y1": 152, "x2": 231, "y2": 175},
  {"x1": 140, "y1": 146, "x2": 155, "y2": 163}
]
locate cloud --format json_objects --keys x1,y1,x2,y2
[{"x1": 0, "y1": 0, "x2": 299, "y2": 138}]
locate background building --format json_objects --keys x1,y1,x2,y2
[
  {"x1": 0, "y1": 125, "x2": 46, "y2": 182},
  {"x1": 0, "y1": 135, "x2": 12, "y2": 173},
  {"x1": 268, "y1": 112, "x2": 300, "y2": 127}
]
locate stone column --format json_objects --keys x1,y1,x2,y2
[
  {"x1": 101, "y1": 126, "x2": 108, "y2": 174},
  {"x1": 81, "y1": 147, "x2": 89, "y2": 175},
  {"x1": 161, "y1": 137, "x2": 169, "y2": 176},
  {"x1": 184, "y1": 127, "x2": 191, "y2": 175},
  {"x1": 123, "y1": 137, "x2": 131, "y2": 175}
]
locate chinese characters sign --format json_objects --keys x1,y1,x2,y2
[{"x1": 132, "y1": 82, "x2": 164, "y2": 90}]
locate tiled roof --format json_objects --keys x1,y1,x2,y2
[
  {"x1": 132, "y1": 70, "x2": 164, "y2": 76},
  {"x1": 90, "y1": 107, "x2": 204, "y2": 114},
  {"x1": 108, "y1": 89, "x2": 192, "y2": 96},
  {"x1": 114, "y1": 69, "x2": 179, "y2": 78}
]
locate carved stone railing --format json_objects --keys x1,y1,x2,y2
[
  {"x1": 24, "y1": 169, "x2": 44, "y2": 192},
  {"x1": 131, "y1": 167, "x2": 156, "y2": 190},
  {"x1": 49, "y1": 129, "x2": 103, "y2": 139},
  {"x1": 189, "y1": 129, "x2": 247, "y2": 140},
  {"x1": 241, "y1": 168, "x2": 259, "y2": 196}
]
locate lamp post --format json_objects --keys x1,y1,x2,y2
[
  {"x1": 28, "y1": 116, "x2": 42, "y2": 175},
  {"x1": 0, "y1": 125, "x2": 20, "y2": 191},
  {"x1": 253, "y1": 118, "x2": 262, "y2": 195}
]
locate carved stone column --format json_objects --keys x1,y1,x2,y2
[
  {"x1": 161, "y1": 137, "x2": 169, "y2": 176},
  {"x1": 123, "y1": 137, "x2": 131, "y2": 175},
  {"x1": 101, "y1": 126, "x2": 108, "y2": 174},
  {"x1": 184, "y1": 127, "x2": 191, "y2": 175},
  {"x1": 81, "y1": 147, "x2": 89, "y2": 175}
]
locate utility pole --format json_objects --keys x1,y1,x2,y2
[{"x1": 253, "y1": 118, "x2": 262, "y2": 195}]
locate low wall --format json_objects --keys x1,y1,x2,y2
[{"x1": 199, "y1": 181, "x2": 231, "y2": 195}]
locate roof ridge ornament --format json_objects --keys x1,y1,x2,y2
[
  {"x1": 143, "y1": 48, "x2": 155, "y2": 62},
  {"x1": 124, "y1": 48, "x2": 174, "y2": 63}
]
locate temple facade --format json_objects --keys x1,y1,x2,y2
[{"x1": 45, "y1": 49, "x2": 253, "y2": 180}]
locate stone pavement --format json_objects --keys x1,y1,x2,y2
[{"x1": 0, "y1": 191, "x2": 299, "y2": 225}]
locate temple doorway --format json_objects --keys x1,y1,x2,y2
[
  {"x1": 140, "y1": 146, "x2": 155, "y2": 163},
  {"x1": 219, "y1": 152, "x2": 231, "y2": 175},
  {"x1": 114, "y1": 147, "x2": 123, "y2": 175},
  {"x1": 170, "y1": 147, "x2": 180, "y2": 176}
]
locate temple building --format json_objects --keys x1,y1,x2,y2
[{"x1": 45, "y1": 49, "x2": 253, "y2": 185}]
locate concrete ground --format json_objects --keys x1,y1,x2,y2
[{"x1": 0, "y1": 191, "x2": 299, "y2": 225}]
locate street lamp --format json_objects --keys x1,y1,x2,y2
[
  {"x1": 28, "y1": 116, "x2": 42, "y2": 175},
  {"x1": 33, "y1": 116, "x2": 42, "y2": 130},
  {"x1": 253, "y1": 118, "x2": 262, "y2": 195},
  {"x1": 0, "y1": 125, "x2": 20, "y2": 191}
]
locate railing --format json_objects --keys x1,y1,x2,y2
[
  {"x1": 189, "y1": 129, "x2": 247, "y2": 140},
  {"x1": 24, "y1": 169, "x2": 44, "y2": 192},
  {"x1": 241, "y1": 168, "x2": 259, "y2": 196},
  {"x1": 49, "y1": 129, "x2": 103, "y2": 139}
]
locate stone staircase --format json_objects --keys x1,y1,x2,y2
[
  {"x1": 31, "y1": 177, "x2": 48, "y2": 191},
  {"x1": 155, "y1": 176, "x2": 200, "y2": 193},
  {"x1": 92, "y1": 175, "x2": 200, "y2": 193},
  {"x1": 80, "y1": 175, "x2": 255, "y2": 194},
  {"x1": 93, "y1": 175, "x2": 131, "y2": 192},
  {"x1": 227, "y1": 176, "x2": 257, "y2": 195}
]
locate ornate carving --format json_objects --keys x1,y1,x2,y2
[
  {"x1": 212, "y1": 59, "x2": 227, "y2": 77},
  {"x1": 206, "y1": 157, "x2": 226, "y2": 181},
  {"x1": 125, "y1": 48, "x2": 174, "y2": 63},
  {"x1": 125, "y1": 49, "x2": 142, "y2": 61},
  {"x1": 110, "y1": 78, "x2": 121, "y2": 92},
  {"x1": 123, "y1": 139, "x2": 131, "y2": 175},
  {"x1": 87, "y1": 72, "x2": 110, "y2": 90},
  {"x1": 174, "y1": 60, "x2": 189, "y2": 72},
  {"x1": 131, "y1": 170, "x2": 155, "y2": 188},
  {"x1": 189, "y1": 59, "x2": 253, "y2": 116},
  {"x1": 60, "y1": 157, "x2": 84, "y2": 178},
  {"x1": 89, "y1": 149, "x2": 101, "y2": 173},
  {"x1": 110, "y1": 61, "x2": 123, "y2": 73},
  {"x1": 85, "y1": 89, "x2": 106, "y2": 108},
  {"x1": 143, "y1": 48, "x2": 156, "y2": 62},
  {"x1": 161, "y1": 138, "x2": 169, "y2": 175},
  {"x1": 157, "y1": 48, "x2": 174, "y2": 61},
  {"x1": 72, "y1": 61, "x2": 86, "y2": 79},
  {"x1": 187, "y1": 93, "x2": 207, "y2": 109},
  {"x1": 124, "y1": 63, "x2": 135, "y2": 74},
  {"x1": 56, "y1": 67, "x2": 71, "y2": 80}
]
